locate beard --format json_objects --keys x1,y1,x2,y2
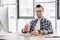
[{"x1": 38, "y1": 16, "x2": 42, "y2": 18}]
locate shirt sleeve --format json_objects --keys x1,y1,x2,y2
[{"x1": 43, "y1": 22, "x2": 53, "y2": 35}]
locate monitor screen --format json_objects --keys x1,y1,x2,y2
[{"x1": 0, "y1": 6, "x2": 8, "y2": 32}]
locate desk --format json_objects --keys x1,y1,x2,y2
[
  {"x1": 18, "y1": 33, "x2": 60, "y2": 40},
  {"x1": 0, "y1": 31, "x2": 18, "y2": 40}
]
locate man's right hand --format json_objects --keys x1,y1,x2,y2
[
  {"x1": 22, "y1": 24, "x2": 30, "y2": 33},
  {"x1": 22, "y1": 28, "x2": 28, "y2": 33}
]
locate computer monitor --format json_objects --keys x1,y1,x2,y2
[{"x1": 0, "y1": 6, "x2": 8, "y2": 32}]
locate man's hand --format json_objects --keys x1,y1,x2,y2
[
  {"x1": 39, "y1": 30, "x2": 45, "y2": 36},
  {"x1": 30, "y1": 31, "x2": 39, "y2": 36},
  {"x1": 22, "y1": 28, "x2": 27, "y2": 33},
  {"x1": 22, "y1": 24, "x2": 30, "y2": 33},
  {"x1": 30, "y1": 30, "x2": 45, "y2": 36}
]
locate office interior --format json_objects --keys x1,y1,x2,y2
[{"x1": 0, "y1": 0, "x2": 60, "y2": 40}]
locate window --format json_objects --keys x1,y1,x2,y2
[
  {"x1": 17, "y1": 0, "x2": 34, "y2": 19},
  {"x1": 57, "y1": 0, "x2": 60, "y2": 19}
]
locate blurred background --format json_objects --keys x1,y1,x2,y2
[{"x1": 0, "y1": 0, "x2": 60, "y2": 35}]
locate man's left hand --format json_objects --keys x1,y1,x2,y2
[{"x1": 30, "y1": 31, "x2": 39, "y2": 36}]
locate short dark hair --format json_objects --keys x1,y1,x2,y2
[{"x1": 36, "y1": 4, "x2": 44, "y2": 10}]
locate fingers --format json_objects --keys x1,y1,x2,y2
[
  {"x1": 30, "y1": 31, "x2": 39, "y2": 36},
  {"x1": 30, "y1": 31, "x2": 35, "y2": 35},
  {"x1": 22, "y1": 24, "x2": 30, "y2": 33}
]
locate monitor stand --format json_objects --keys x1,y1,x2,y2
[{"x1": 0, "y1": 20, "x2": 3, "y2": 31}]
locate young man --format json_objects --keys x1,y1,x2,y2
[{"x1": 22, "y1": 4, "x2": 53, "y2": 36}]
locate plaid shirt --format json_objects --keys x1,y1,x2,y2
[{"x1": 29, "y1": 17, "x2": 53, "y2": 35}]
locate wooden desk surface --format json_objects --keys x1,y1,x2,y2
[
  {"x1": 18, "y1": 36, "x2": 60, "y2": 40},
  {"x1": 0, "y1": 31, "x2": 18, "y2": 40},
  {"x1": 19, "y1": 33, "x2": 60, "y2": 40}
]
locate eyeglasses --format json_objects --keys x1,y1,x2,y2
[{"x1": 36, "y1": 10, "x2": 43, "y2": 12}]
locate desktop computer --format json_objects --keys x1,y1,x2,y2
[{"x1": 0, "y1": 6, "x2": 8, "y2": 32}]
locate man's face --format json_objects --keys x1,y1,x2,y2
[{"x1": 36, "y1": 7, "x2": 43, "y2": 18}]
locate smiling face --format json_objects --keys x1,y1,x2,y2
[{"x1": 36, "y1": 7, "x2": 44, "y2": 18}]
